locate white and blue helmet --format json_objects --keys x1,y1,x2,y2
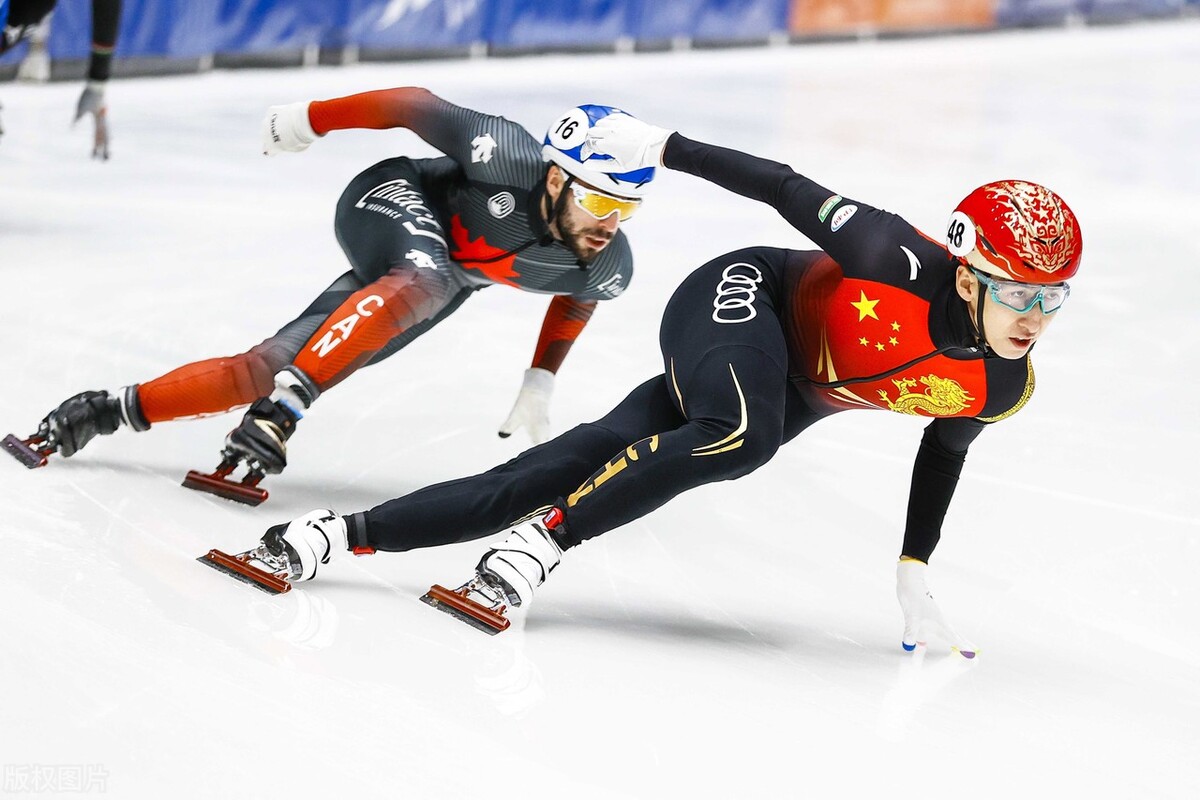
[{"x1": 543, "y1": 104, "x2": 656, "y2": 200}]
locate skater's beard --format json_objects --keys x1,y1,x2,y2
[{"x1": 556, "y1": 209, "x2": 615, "y2": 263}]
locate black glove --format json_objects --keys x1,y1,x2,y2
[
  {"x1": 224, "y1": 398, "x2": 301, "y2": 475},
  {"x1": 43, "y1": 390, "x2": 123, "y2": 457}
]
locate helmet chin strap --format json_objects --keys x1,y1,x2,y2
[
  {"x1": 542, "y1": 170, "x2": 575, "y2": 244},
  {"x1": 973, "y1": 287, "x2": 992, "y2": 355}
]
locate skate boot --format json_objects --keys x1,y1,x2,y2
[
  {"x1": 183, "y1": 368, "x2": 317, "y2": 505},
  {"x1": 423, "y1": 508, "x2": 565, "y2": 635},
  {"x1": 198, "y1": 509, "x2": 347, "y2": 594},
  {"x1": 3, "y1": 386, "x2": 148, "y2": 468},
  {"x1": 223, "y1": 397, "x2": 301, "y2": 475}
]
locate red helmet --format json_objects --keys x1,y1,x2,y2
[{"x1": 946, "y1": 180, "x2": 1082, "y2": 284}]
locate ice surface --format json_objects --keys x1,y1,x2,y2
[{"x1": 1, "y1": 18, "x2": 1198, "y2": 799}]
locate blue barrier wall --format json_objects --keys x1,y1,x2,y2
[
  {"x1": 1, "y1": 0, "x2": 1194, "y2": 69},
  {"x1": 488, "y1": 0, "x2": 630, "y2": 49},
  {"x1": 52, "y1": 0, "x2": 222, "y2": 60},
  {"x1": 332, "y1": 0, "x2": 488, "y2": 52},
  {"x1": 212, "y1": 0, "x2": 328, "y2": 53}
]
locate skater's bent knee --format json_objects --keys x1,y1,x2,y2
[{"x1": 690, "y1": 411, "x2": 781, "y2": 479}]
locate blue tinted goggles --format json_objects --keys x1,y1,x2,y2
[{"x1": 972, "y1": 269, "x2": 1071, "y2": 314}]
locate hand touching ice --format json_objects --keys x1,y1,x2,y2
[
  {"x1": 584, "y1": 114, "x2": 673, "y2": 172},
  {"x1": 73, "y1": 81, "x2": 110, "y2": 160},
  {"x1": 498, "y1": 368, "x2": 554, "y2": 445},
  {"x1": 896, "y1": 558, "x2": 977, "y2": 658}
]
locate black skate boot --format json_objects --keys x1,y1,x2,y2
[
  {"x1": 223, "y1": 397, "x2": 301, "y2": 475},
  {"x1": 182, "y1": 368, "x2": 317, "y2": 505},
  {"x1": 3, "y1": 386, "x2": 148, "y2": 468}
]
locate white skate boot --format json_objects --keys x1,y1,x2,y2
[
  {"x1": 479, "y1": 516, "x2": 564, "y2": 609},
  {"x1": 422, "y1": 509, "x2": 565, "y2": 634},
  {"x1": 264, "y1": 509, "x2": 348, "y2": 581},
  {"x1": 199, "y1": 509, "x2": 347, "y2": 594}
]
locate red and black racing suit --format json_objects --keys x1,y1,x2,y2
[
  {"x1": 131, "y1": 88, "x2": 634, "y2": 421},
  {"x1": 344, "y1": 134, "x2": 1039, "y2": 564}
]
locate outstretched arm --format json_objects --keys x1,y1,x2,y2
[
  {"x1": 498, "y1": 296, "x2": 597, "y2": 444},
  {"x1": 73, "y1": 0, "x2": 121, "y2": 159},
  {"x1": 586, "y1": 116, "x2": 920, "y2": 270},
  {"x1": 263, "y1": 87, "x2": 522, "y2": 169},
  {"x1": 86, "y1": 0, "x2": 121, "y2": 83},
  {"x1": 306, "y1": 87, "x2": 446, "y2": 135},
  {"x1": 896, "y1": 417, "x2": 986, "y2": 657},
  {"x1": 531, "y1": 295, "x2": 597, "y2": 374},
  {"x1": 586, "y1": 115, "x2": 843, "y2": 227},
  {"x1": 263, "y1": 87, "x2": 447, "y2": 155},
  {"x1": 902, "y1": 416, "x2": 986, "y2": 562}
]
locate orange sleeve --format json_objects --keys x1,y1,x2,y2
[
  {"x1": 531, "y1": 297, "x2": 597, "y2": 374},
  {"x1": 307, "y1": 87, "x2": 441, "y2": 136}
]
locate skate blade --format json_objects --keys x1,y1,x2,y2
[
  {"x1": 421, "y1": 584, "x2": 510, "y2": 635},
  {"x1": 197, "y1": 549, "x2": 291, "y2": 594},
  {"x1": 2, "y1": 434, "x2": 49, "y2": 469},
  {"x1": 183, "y1": 470, "x2": 268, "y2": 506}
]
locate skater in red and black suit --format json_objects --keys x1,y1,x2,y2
[
  {"x1": 14, "y1": 92, "x2": 657, "y2": 497},
  {"x1": 226, "y1": 114, "x2": 1082, "y2": 652}
]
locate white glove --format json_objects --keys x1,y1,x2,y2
[
  {"x1": 498, "y1": 368, "x2": 554, "y2": 445},
  {"x1": 584, "y1": 113, "x2": 673, "y2": 171},
  {"x1": 261, "y1": 101, "x2": 318, "y2": 156},
  {"x1": 896, "y1": 558, "x2": 977, "y2": 658},
  {"x1": 73, "y1": 81, "x2": 109, "y2": 160}
]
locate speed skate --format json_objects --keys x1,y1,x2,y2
[
  {"x1": 2, "y1": 432, "x2": 54, "y2": 469},
  {"x1": 197, "y1": 545, "x2": 293, "y2": 594},
  {"x1": 421, "y1": 575, "x2": 513, "y2": 635},
  {"x1": 182, "y1": 452, "x2": 270, "y2": 506}
]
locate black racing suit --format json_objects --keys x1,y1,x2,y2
[{"x1": 345, "y1": 135, "x2": 1040, "y2": 564}]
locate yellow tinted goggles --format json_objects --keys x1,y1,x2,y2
[{"x1": 570, "y1": 184, "x2": 641, "y2": 221}]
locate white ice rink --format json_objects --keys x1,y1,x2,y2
[{"x1": 2, "y1": 18, "x2": 1198, "y2": 799}]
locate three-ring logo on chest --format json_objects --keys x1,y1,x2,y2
[{"x1": 711, "y1": 263, "x2": 764, "y2": 324}]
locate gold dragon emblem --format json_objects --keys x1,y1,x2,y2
[{"x1": 877, "y1": 375, "x2": 975, "y2": 416}]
